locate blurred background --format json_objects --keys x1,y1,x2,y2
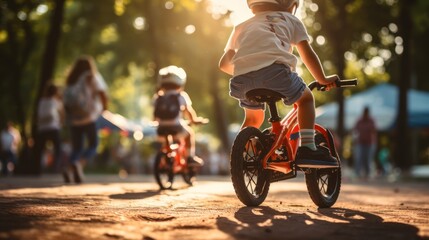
[{"x1": 0, "y1": 0, "x2": 428, "y2": 178}]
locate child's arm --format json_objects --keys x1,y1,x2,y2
[
  {"x1": 296, "y1": 40, "x2": 338, "y2": 88},
  {"x1": 183, "y1": 105, "x2": 199, "y2": 122},
  {"x1": 183, "y1": 105, "x2": 206, "y2": 124},
  {"x1": 219, "y1": 49, "x2": 236, "y2": 75}
]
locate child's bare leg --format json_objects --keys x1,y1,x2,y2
[
  {"x1": 183, "y1": 125, "x2": 195, "y2": 157},
  {"x1": 183, "y1": 125, "x2": 204, "y2": 166},
  {"x1": 295, "y1": 88, "x2": 316, "y2": 150},
  {"x1": 296, "y1": 88, "x2": 315, "y2": 129},
  {"x1": 242, "y1": 108, "x2": 264, "y2": 129},
  {"x1": 294, "y1": 88, "x2": 338, "y2": 166}
]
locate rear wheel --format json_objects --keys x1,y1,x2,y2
[
  {"x1": 304, "y1": 131, "x2": 341, "y2": 208},
  {"x1": 230, "y1": 127, "x2": 270, "y2": 206},
  {"x1": 154, "y1": 152, "x2": 174, "y2": 189}
]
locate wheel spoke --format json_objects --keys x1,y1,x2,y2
[
  {"x1": 243, "y1": 138, "x2": 260, "y2": 195},
  {"x1": 246, "y1": 178, "x2": 254, "y2": 194},
  {"x1": 244, "y1": 168, "x2": 258, "y2": 193},
  {"x1": 318, "y1": 174, "x2": 329, "y2": 193}
]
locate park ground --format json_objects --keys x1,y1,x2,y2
[{"x1": 0, "y1": 170, "x2": 428, "y2": 240}]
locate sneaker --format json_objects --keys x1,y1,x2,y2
[
  {"x1": 295, "y1": 146, "x2": 339, "y2": 168},
  {"x1": 163, "y1": 181, "x2": 173, "y2": 189},
  {"x1": 71, "y1": 162, "x2": 84, "y2": 183},
  {"x1": 62, "y1": 169, "x2": 71, "y2": 183},
  {"x1": 187, "y1": 156, "x2": 204, "y2": 167}
]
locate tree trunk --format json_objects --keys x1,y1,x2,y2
[
  {"x1": 395, "y1": 0, "x2": 414, "y2": 171},
  {"x1": 5, "y1": 2, "x2": 37, "y2": 174},
  {"x1": 335, "y1": 57, "x2": 346, "y2": 157},
  {"x1": 144, "y1": 0, "x2": 161, "y2": 78},
  {"x1": 209, "y1": 58, "x2": 230, "y2": 153},
  {"x1": 30, "y1": 0, "x2": 65, "y2": 175},
  {"x1": 5, "y1": 1, "x2": 37, "y2": 145},
  {"x1": 332, "y1": 1, "x2": 348, "y2": 159}
]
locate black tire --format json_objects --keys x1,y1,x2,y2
[
  {"x1": 154, "y1": 152, "x2": 174, "y2": 189},
  {"x1": 230, "y1": 127, "x2": 270, "y2": 206},
  {"x1": 304, "y1": 131, "x2": 341, "y2": 208}
]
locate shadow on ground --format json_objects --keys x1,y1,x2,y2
[
  {"x1": 109, "y1": 190, "x2": 160, "y2": 200},
  {"x1": 0, "y1": 197, "x2": 85, "y2": 232},
  {"x1": 217, "y1": 206, "x2": 423, "y2": 240}
]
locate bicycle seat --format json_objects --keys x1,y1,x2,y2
[{"x1": 245, "y1": 88, "x2": 285, "y2": 103}]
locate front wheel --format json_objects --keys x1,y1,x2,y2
[
  {"x1": 230, "y1": 127, "x2": 270, "y2": 206},
  {"x1": 154, "y1": 152, "x2": 174, "y2": 189},
  {"x1": 304, "y1": 130, "x2": 341, "y2": 208}
]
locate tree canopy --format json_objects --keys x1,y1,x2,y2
[{"x1": 1, "y1": 0, "x2": 428, "y2": 162}]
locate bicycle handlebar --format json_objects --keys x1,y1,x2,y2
[
  {"x1": 150, "y1": 118, "x2": 209, "y2": 127},
  {"x1": 335, "y1": 79, "x2": 358, "y2": 87},
  {"x1": 308, "y1": 78, "x2": 358, "y2": 91}
]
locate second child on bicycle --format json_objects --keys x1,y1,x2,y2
[
  {"x1": 153, "y1": 65, "x2": 206, "y2": 167},
  {"x1": 219, "y1": 0, "x2": 338, "y2": 168}
]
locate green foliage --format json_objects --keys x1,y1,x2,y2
[
  {"x1": 1, "y1": 0, "x2": 428, "y2": 144},
  {"x1": 301, "y1": 0, "x2": 405, "y2": 103}
]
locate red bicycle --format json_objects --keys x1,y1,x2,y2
[
  {"x1": 153, "y1": 121, "x2": 207, "y2": 189},
  {"x1": 230, "y1": 79, "x2": 357, "y2": 207}
]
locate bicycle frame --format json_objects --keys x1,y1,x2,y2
[
  {"x1": 154, "y1": 120, "x2": 207, "y2": 190},
  {"x1": 160, "y1": 135, "x2": 188, "y2": 174},
  {"x1": 261, "y1": 95, "x2": 338, "y2": 175}
]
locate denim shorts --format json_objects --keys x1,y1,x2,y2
[{"x1": 230, "y1": 63, "x2": 306, "y2": 110}]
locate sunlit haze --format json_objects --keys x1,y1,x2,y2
[
  {"x1": 209, "y1": 1, "x2": 305, "y2": 25},
  {"x1": 209, "y1": 0, "x2": 253, "y2": 25}
]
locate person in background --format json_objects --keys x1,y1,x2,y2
[
  {"x1": 353, "y1": 106, "x2": 377, "y2": 180},
  {"x1": 35, "y1": 83, "x2": 65, "y2": 175},
  {"x1": 0, "y1": 121, "x2": 21, "y2": 176},
  {"x1": 153, "y1": 65, "x2": 207, "y2": 168},
  {"x1": 63, "y1": 56, "x2": 108, "y2": 183}
]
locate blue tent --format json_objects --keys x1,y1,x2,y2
[
  {"x1": 316, "y1": 83, "x2": 429, "y2": 131},
  {"x1": 96, "y1": 111, "x2": 142, "y2": 136}
]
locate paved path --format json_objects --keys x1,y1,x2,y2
[{"x1": 0, "y1": 174, "x2": 428, "y2": 240}]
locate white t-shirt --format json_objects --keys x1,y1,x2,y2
[
  {"x1": 1, "y1": 127, "x2": 21, "y2": 153},
  {"x1": 70, "y1": 71, "x2": 108, "y2": 126},
  {"x1": 224, "y1": 11, "x2": 310, "y2": 76},
  {"x1": 153, "y1": 90, "x2": 192, "y2": 127},
  {"x1": 37, "y1": 97, "x2": 63, "y2": 131}
]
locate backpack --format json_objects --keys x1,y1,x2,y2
[
  {"x1": 154, "y1": 93, "x2": 181, "y2": 120},
  {"x1": 63, "y1": 74, "x2": 94, "y2": 121}
]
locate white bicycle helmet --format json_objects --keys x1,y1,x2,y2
[
  {"x1": 247, "y1": 0, "x2": 300, "y2": 10},
  {"x1": 157, "y1": 65, "x2": 187, "y2": 87}
]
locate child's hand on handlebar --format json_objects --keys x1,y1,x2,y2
[
  {"x1": 319, "y1": 75, "x2": 340, "y2": 91},
  {"x1": 192, "y1": 117, "x2": 209, "y2": 125}
]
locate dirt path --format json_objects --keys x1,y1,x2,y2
[{"x1": 0, "y1": 175, "x2": 428, "y2": 240}]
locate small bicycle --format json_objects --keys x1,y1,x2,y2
[
  {"x1": 230, "y1": 79, "x2": 357, "y2": 208},
  {"x1": 153, "y1": 121, "x2": 207, "y2": 189}
]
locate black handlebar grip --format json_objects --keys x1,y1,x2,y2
[{"x1": 335, "y1": 79, "x2": 358, "y2": 87}]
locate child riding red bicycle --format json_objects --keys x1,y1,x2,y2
[
  {"x1": 219, "y1": 0, "x2": 339, "y2": 168},
  {"x1": 153, "y1": 65, "x2": 207, "y2": 168}
]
